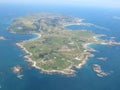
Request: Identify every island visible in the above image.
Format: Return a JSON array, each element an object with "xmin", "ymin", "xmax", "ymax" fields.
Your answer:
[
  {"xmin": 97, "ymin": 57, "xmax": 107, "ymax": 61},
  {"xmin": 8, "ymin": 13, "xmax": 120, "ymax": 75},
  {"xmin": 12, "ymin": 65, "xmax": 23, "ymax": 79},
  {"xmin": 0, "ymin": 36, "xmax": 6, "ymax": 40},
  {"xmin": 93, "ymin": 64, "xmax": 108, "ymax": 77},
  {"xmin": 12, "ymin": 65, "xmax": 22, "ymax": 73}
]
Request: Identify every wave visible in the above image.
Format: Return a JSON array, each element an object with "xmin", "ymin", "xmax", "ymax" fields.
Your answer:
[{"xmin": 80, "ymin": 22, "xmax": 110, "ymax": 31}]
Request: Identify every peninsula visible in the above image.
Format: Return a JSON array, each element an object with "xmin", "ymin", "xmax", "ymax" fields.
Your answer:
[{"xmin": 8, "ymin": 13, "xmax": 119, "ymax": 75}]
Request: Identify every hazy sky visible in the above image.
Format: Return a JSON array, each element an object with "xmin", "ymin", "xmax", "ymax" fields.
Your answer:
[{"xmin": 1, "ymin": 0, "xmax": 120, "ymax": 8}]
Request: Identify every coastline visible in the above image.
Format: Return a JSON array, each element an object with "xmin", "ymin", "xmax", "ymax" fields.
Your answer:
[
  {"xmin": 17, "ymin": 42, "xmax": 94, "ymax": 75},
  {"xmin": 15, "ymin": 30, "xmax": 120, "ymax": 75},
  {"xmin": 16, "ymin": 33, "xmax": 95, "ymax": 75},
  {"xmin": 13, "ymin": 14, "xmax": 120, "ymax": 75},
  {"xmin": 17, "ymin": 42, "xmax": 76, "ymax": 75}
]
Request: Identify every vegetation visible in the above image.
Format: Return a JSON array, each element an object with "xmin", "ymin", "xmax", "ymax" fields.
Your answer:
[{"xmin": 9, "ymin": 13, "xmax": 103, "ymax": 74}]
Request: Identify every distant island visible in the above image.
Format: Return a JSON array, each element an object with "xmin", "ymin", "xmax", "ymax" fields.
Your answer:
[
  {"xmin": 12, "ymin": 65, "xmax": 23, "ymax": 79},
  {"xmin": 93, "ymin": 64, "xmax": 109, "ymax": 77},
  {"xmin": 0, "ymin": 36, "xmax": 6, "ymax": 40},
  {"xmin": 8, "ymin": 13, "xmax": 120, "ymax": 75}
]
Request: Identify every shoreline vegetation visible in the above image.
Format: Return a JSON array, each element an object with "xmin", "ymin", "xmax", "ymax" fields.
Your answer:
[
  {"xmin": 16, "ymin": 41, "xmax": 94, "ymax": 75},
  {"xmin": 9, "ymin": 13, "xmax": 120, "ymax": 75},
  {"xmin": 16, "ymin": 35, "xmax": 94, "ymax": 75}
]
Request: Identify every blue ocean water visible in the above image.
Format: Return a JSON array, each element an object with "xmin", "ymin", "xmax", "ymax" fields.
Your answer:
[{"xmin": 0, "ymin": 4, "xmax": 120, "ymax": 90}]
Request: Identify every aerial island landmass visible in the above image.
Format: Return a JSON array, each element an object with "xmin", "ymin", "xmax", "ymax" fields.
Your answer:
[{"xmin": 8, "ymin": 13, "xmax": 120, "ymax": 75}]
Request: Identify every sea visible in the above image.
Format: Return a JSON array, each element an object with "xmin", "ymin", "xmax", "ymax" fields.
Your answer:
[{"xmin": 0, "ymin": 4, "xmax": 120, "ymax": 90}]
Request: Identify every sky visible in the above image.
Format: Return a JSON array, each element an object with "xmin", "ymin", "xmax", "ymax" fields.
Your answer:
[{"xmin": 0, "ymin": 0, "xmax": 120, "ymax": 8}]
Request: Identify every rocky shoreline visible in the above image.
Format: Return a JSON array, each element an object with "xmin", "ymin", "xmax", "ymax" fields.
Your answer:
[
  {"xmin": 93, "ymin": 64, "xmax": 109, "ymax": 77},
  {"xmin": 16, "ymin": 32, "xmax": 120, "ymax": 75},
  {"xmin": 16, "ymin": 33, "xmax": 95, "ymax": 75}
]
